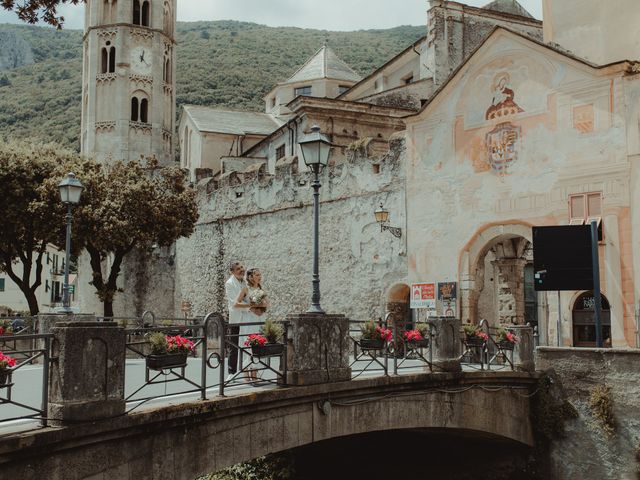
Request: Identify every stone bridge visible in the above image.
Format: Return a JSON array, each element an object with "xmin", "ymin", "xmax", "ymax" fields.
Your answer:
[{"xmin": 0, "ymin": 370, "xmax": 537, "ymax": 480}]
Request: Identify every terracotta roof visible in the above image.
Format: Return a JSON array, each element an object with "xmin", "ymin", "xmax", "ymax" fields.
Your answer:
[
  {"xmin": 182, "ymin": 106, "xmax": 282, "ymax": 135},
  {"xmin": 482, "ymin": 0, "xmax": 535, "ymax": 19},
  {"xmin": 286, "ymin": 45, "xmax": 361, "ymax": 84}
]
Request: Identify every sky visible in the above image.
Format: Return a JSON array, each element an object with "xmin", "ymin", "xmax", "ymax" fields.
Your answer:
[{"xmin": 0, "ymin": 0, "xmax": 542, "ymax": 31}]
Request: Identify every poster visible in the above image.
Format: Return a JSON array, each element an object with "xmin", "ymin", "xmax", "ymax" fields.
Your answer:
[
  {"xmin": 411, "ymin": 282, "xmax": 436, "ymax": 316},
  {"xmin": 437, "ymin": 282, "xmax": 457, "ymax": 317}
]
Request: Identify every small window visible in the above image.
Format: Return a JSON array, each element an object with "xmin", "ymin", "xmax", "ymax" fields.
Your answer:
[
  {"xmin": 140, "ymin": 98, "xmax": 149, "ymax": 123},
  {"xmin": 338, "ymin": 85, "xmax": 350, "ymax": 94},
  {"xmin": 569, "ymin": 192, "xmax": 603, "ymax": 240},
  {"xmin": 404, "ymin": 75, "xmax": 414, "ymax": 85},
  {"xmin": 109, "ymin": 46, "xmax": 116, "ymax": 73},
  {"xmin": 101, "ymin": 48, "xmax": 108, "ymax": 73},
  {"xmin": 131, "ymin": 97, "xmax": 139, "ymax": 121},
  {"xmin": 294, "ymin": 86, "xmax": 312, "ymax": 97},
  {"xmin": 141, "ymin": 1, "xmax": 150, "ymax": 27},
  {"xmin": 271, "ymin": 97, "xmax": 276, "ymax": 108},
  {"xmin": 133, "ymin": 0, "xmax": 141, "ymax": 24},
  {"xmin": 0, "ymin": 278, "xmax": 4, "ymax": 292},
  {"xmin": 276, "ymin": 144, "xmax": 286, "ymax": 160}
]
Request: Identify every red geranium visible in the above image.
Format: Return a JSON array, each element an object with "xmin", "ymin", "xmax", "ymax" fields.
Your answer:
[
  {"xmin": 404, "ymin": 330, "xmax": 424, "ymax": 342},
  {"xmin": 0, "ymin": 352, "xmax": 17, "ymax": 370},
  {"xmin": 375, "ymin": 326, "xmax": 393, "ymax": 342},
  {"xmin": 245, "ymin": 334, "xmax": 268, "ymax": 347},
  {"xmin": 166, "ymin": 335, "xmax": 195, "ymax": 354}
]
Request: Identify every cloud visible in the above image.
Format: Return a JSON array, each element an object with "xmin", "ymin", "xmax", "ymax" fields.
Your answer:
[{"xmin": 0, "ymin": 0, "xmax": 542, "ymax": 31}]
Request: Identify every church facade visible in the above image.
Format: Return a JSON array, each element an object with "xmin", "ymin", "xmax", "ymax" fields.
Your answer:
[{"xmin": 77, "ymin": 0, "xmax": 640, "ymax": 349}]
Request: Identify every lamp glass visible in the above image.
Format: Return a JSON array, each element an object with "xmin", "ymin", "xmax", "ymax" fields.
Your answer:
[
  {"xmin": 299, "ymin": 125, "xmax": 331, "ymax": 168},
  {"xmin": 374, "ymin": 204, "xmax": 389, "ymax": 224},
  {"xmin": 58, "ymin": 173, "xmax": 84, "ymax": 205}
]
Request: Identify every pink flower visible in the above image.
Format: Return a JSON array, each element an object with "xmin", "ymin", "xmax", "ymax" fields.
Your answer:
[
  {"xmin": 0, "ymin": 351, "xmax": 16, "ymax": 370},
  {"xmin": 404, "ymin": 330, "xmax": 423, "ymax": 342},
  {"xmin": 245, "ymin": 334, "xmax": 268, "ymax": 347},
  {"xmin": 505, "ymin": 331, "xmax": 518, "ymax": 344},
  {"xmin": 476, "ymin": 332, "xmax": 489, "ymax": 342}
]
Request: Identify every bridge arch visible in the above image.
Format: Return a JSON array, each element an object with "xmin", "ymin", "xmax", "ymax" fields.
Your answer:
[{"xmin": 0, "ymin": 372, "xmax": 536, "ymax": 479}]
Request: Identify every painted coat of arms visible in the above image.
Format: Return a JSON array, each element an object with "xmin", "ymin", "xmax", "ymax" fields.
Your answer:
[{"xmin": 485, "ymin": 122, "xmax": 521, "ymax": 176}]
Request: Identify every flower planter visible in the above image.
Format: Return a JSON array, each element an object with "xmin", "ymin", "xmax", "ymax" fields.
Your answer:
[
  {"xmin": 407, "ymin": 338, "xmax": 430, "ymax": 349},
  {"xmin": 251, "ymin": 343, "xmax": 284, "ymax": 358},
  {"xmin": 498, "ymin": 341, "xmax": 515, "ymax": 351},
  {"xmin": 360, "ymin": 338, "xmax": 385, "ymax": 350},
  {"xmin": 465, "ymin": 335, "xmax": 485, "ymax": 347},
  {"xmin": 0, "ymin": 370, "xmax": 12, "ymax": 388},
  {"xmin": 146, "ymin": 353, "xmax": 188, "ymax": 370}
]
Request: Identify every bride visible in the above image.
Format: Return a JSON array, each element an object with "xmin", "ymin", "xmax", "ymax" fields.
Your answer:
[{"xmin": 234, "ymin": 268, "xmax": 268, "ymax": 381}]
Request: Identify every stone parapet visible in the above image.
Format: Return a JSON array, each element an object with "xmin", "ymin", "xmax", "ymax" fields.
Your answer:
[
  {"xmin": 286, "ymin": 313, "xmax": 351, "ymax": 385},
  {"xmin": 510, "ymin": 325, "xmax": 534, "ymax": 371},
  {"xmin": 48, "ymin": 320, "xmax": 126, "ymax": 424}
]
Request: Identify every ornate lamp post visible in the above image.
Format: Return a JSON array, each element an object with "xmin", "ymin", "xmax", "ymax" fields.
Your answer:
[
  {"xmin": 299, "ymin": 125, "xmax": 332, "ymax": 314},
  {"xmin": 58, "ymin": 173, "xmax": 84, "ymax": 314}
]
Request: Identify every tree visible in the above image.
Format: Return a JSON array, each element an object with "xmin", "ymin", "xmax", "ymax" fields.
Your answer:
[
  {"xmin": 1, "ymin": 0, "xmax": 83, "ymax": 28},
  {"xmin": 0, "ymin": 141, "xmax": 83, "ymax": 314},
  {"xmin": 44, "ymin": 157, "xmax": 199, "ymax": 317}
]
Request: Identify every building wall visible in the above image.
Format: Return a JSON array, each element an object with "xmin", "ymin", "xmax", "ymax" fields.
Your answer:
[
  {"xmin": 405, "ymin": 30, "xmax": 639, "ymax": 346},
  {"xmin": 172, "ymin": 139, "xmax": 408, "ymax": 320},
  {"xmin": 542, "ymin": 0, "xmax": 640, "ymax": 66}
]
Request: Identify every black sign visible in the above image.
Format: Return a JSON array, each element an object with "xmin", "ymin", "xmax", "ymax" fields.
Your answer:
[{"xmin": 533, "ymin": 225, "xmax": 594, "ymax": 291}]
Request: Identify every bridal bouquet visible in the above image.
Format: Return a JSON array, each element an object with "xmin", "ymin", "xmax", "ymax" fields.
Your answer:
[{"xmin": 249, "ymin": 289, "xmax": 266, "ymax": 306}]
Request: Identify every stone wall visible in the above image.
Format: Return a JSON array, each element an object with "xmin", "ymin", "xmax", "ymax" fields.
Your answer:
[
  {"xmin": 536, "ymin": 347, "xmax": 640, "ymax": 479},
  {"xmin": 170, "ymin": 136, "xmax": 409, "ymax": 320}
]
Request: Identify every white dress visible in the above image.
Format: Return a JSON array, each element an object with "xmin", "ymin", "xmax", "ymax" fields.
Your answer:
[{"xmin": 240, "ymin": 286, "xmax": 264, "ymax": 368}]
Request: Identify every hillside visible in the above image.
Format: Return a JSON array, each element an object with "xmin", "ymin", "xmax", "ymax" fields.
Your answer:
[{"xmin": 0, "ymin": 21, "xmax": 424, "ymax": 150}]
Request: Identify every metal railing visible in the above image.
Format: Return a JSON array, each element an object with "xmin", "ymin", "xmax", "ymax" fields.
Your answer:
[
  {"xmin": 459, "ymin": 319, "xmax": 516, "ymax": 371},
  {"xmin": 0, "ymin": 332, "xmax": 52, "ymax": 427}
]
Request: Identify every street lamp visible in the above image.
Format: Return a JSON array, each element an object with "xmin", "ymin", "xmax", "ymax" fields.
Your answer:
[
  {"xmin": 374, "ymin": 203, "xmax": 402, "ymax": 238},
  {"xmin": 58, "ymin": 172, "xmax": 84, "ymax": 314},
  {"xmin": 299, "ymin": 125, "xmax": 331, "ymax": 314}
]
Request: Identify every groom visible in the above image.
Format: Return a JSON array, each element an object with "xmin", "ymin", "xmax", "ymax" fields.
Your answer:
[{"xmin": 225, "ymin": 261, "xmax": 245, "ymax": 377}]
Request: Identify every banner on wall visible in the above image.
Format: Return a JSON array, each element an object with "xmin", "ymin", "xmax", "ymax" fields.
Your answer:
[
  {"xmin": 410, "ymin": 282, "xmax": 436, "ymax": 315},
  {"xmin": 437, "ymin": 282, "xmax": 458, "ymax": 317}
]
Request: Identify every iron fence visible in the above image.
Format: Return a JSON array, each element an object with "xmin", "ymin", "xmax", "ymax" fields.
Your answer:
[{"xmin": 460, "ymin": 319, "xmax": 516, "ymax": 371}]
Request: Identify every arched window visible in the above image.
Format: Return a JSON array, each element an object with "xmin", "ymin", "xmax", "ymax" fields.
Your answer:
[
  {"xmin": 133, "ymin": 0, "xmax": 141, "ymax": 24},
  {"xmin": 140, "ymin": 98, "xmax": 149, "ymax": 123},
  {"xmin": 131, "ymin": 97, "xmax": 139, "ymax": 121},
  {"xmin": 102, "ymin": 0, "xmax": 117, "ymax": 23},
  {"xmin": 572, "ymin": 291, "xmax": 612, "ymax": 347},
  {"xmin": 141, "ymin": 1, "xmax": 150, "ymax": 27},
  {"xmin": 101, "ymin": 48, "xmax": 108, "ymax": 73},
  {"xmin": 163, "ymin": 58, "xmax": 171, "ymax": 84},
  {"xmin": 108, "ymin": 46, "xmax": 116, "ymax": 73},
  {"xmin": 163, "ymin": 1, "xmax": 172, "ymax": 36}
]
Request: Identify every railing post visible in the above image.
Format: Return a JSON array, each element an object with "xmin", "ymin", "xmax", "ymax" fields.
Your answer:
[
  {"xmin": 392, "ymin": 320, "xmax": 398, "ymax": 376},
  {"xmin": 48, "ymin": 316, "xmax": 126, "ymax": 425},
  {"xmin": 218, "ymin": 316, "xmax": 226, "ymax": 397},
  {"xmin": 41, "ymin": 334, "xmax": 51, "ymax": 428}
]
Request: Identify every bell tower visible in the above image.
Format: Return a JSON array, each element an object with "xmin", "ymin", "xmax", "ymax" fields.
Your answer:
[{"xmin": 80, "ymin": 0, "xmax": 177, "ymax": 164}]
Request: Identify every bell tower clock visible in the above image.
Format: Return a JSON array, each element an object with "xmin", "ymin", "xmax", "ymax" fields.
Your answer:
[{"xmin": 80, "ymin": 0, "xmax": 177, "ymax": 165}]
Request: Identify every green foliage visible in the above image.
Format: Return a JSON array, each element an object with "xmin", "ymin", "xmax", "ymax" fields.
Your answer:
[
  {"xmin": 0, "ymin": 21, "xmax": 424, "ymax": 150},
  {"xmin": 590, "ymin": 384, "xmax": 616, "ymax": 437},
  {"xmin": 360, "ymin": 320, "xmax": 378, "ymax": 339},
  {"xmin": 0, "ymin": 140, "xmax": 83, "ymax": 313},
  {"xmin": 198, "ymin": 454, "xmax": 295, "ymax": 480},
  {"xmin": 463, "ymin": 323, "xmax": 479, "ymax": 337},
  {"xmin": 415, "ymin": 322, "xmax": 430, "ymax": 337},
  {"xmin": 260, "ymin": 319, "xmax": 284, "ymax": 344},
  {"xmin": 531, "ymin": 373, "xmax": 578, "ymax": 441},
  {"xmin": 148, "ymin": 332, "xmax": 168, "ymax": 355}
]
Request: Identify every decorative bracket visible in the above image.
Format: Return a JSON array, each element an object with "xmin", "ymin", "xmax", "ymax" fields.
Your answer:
[{"xmin": 381, "ymin": 224, "xmax": 402, "ymax": 238}]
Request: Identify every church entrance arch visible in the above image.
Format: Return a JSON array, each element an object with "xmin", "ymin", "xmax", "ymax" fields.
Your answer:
[
  {"xmin": 459, "ymin": 223, "xmax": 534, "ymax": 327},
  {"xmin": 572, "ymin": 291, "xmax": 611, "ymax": 347}
]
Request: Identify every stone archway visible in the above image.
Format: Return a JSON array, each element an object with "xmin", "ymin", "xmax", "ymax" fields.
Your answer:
[{"xmin": 459, "ymin": 223, "xmax": 533, "ymax": 325}]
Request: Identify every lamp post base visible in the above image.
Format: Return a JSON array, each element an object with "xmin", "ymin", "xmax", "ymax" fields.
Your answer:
[{"xmin": 285, "ymin": 313, "xmax": 351, "ymax": 385}]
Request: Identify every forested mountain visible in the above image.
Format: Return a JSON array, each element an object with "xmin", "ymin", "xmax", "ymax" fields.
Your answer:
[{"xmin": 0, "ymin": 21, "xmax": 424, "ymax": 150}]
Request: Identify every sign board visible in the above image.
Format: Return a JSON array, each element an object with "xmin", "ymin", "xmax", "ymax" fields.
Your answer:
[
  {"xmin": 437, "ymin": 282, "xmax": 457, "ymax": 317},
  {"xmin": 411, "ymin": 283, "xmax": 436, "ymax": 314},
  {"xmin": 533, "ymin": 225, "xmax": 593, "ymax": 291},
  {"xmin": 68, "ymin": 285, "xmax": 75, "ymax": 294}
]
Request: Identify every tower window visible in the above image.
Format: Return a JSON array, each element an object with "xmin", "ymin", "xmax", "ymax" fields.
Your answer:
[
  {"xmin": 141, "ymin": 1, "xmax": 150, "ymax": 27},
  {"xmin": 163, "ymin": 58, "xmax": 171, "ymax": 84},
  {"xmin": 140, "ymin": 98, "xmax": 149, "ymax": 123},
  {"xmin": 294, "ymin": 86, "xmax": 312, "ymax": 97},
  {"xmin": 100, "ymin": 46, "xmax": 116, "ymax": 74},
  {"xmin": 163, "ymin": 0, "xmax": 173, "ymax": 36},
  {"xmin": 133, "ymin": 0, "xmax": 141, "ymax": 25},
  {"xmin": 131, "ymin": 97, "xmax": 139, "ymax": 121}
]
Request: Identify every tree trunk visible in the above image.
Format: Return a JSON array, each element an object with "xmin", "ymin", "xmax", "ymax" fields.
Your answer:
[{"xmin": 24, "ymin": 289, "xmax": 40, "ymax": 315}]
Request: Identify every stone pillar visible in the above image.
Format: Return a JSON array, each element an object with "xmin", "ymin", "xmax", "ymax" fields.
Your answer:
[
  {"xmin": 386, "ymin": 300, "xmax": 410, "ymax": 356},
  {"xmin": 430, "ymin": 317, "xmax": 462, "ymax": 372},
  {"xmin": 48, "ymin": 319, "xmax": 126, "ymax": 424},
  {"xmin": 286, "ymin": 314, "xmax": 351, "ymax": 386},
  {"xmin": 492, "ymin": 258, "xmax": 527, "ymax": 325},
  {"xmin": 510, "ymin": 325, "xmax": 534, "ymax": 372}
]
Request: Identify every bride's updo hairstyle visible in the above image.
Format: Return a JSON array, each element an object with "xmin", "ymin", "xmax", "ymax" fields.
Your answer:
[{"xmin": 246, "ymin": 268, "xmax": 262, "ymax": 289}]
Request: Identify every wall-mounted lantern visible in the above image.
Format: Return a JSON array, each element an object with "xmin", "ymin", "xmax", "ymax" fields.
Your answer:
[{"xmin": 374, "ymin": 203, "xmax": 402, "ymax": 238}]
